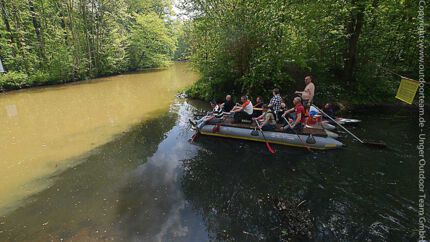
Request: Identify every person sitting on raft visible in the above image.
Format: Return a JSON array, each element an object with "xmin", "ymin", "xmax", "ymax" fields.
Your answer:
[
  {"xmin": 253, "ymin": 96, "xmax": 264, "ymax": 108},
  {"xmin": 280, "ymin": 97, "xmax": 306, "ymax": 132},
  {"xmin": 231, "ymin": 95, "xmax": 253, "ymax": 123},
  {"xmin": 277, "ymin": 100, "xmax": 287, "ymax": 124},
  {"xmin": 220, "ymin": 94, "xmax": 235, "ymax": 112},
  {"xmin": 322, "ymin": 103, "xmax": 337, "ymax": 118},
  {"xmin": 190, "ymin": 100, "xmax": 224, "ymax": 129},
  {"xmin": 252, "ymin": 104, "xmax": 276, "ymax": 131}
]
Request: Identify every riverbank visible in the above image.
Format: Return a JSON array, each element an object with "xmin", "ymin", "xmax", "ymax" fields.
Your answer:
[{"xmin": 0, "ymin": 63, "xmax": 184, "ymax": 92}]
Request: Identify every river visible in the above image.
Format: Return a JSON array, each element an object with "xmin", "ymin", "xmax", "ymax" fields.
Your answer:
[{"xmin": 0, "ymin": 62, "xmax": 426, "ymax": 241}]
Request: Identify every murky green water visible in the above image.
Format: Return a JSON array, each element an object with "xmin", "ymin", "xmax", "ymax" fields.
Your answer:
[{"xmin": 0, "ymin": 63, "xmax": 427, "ymax": 241}]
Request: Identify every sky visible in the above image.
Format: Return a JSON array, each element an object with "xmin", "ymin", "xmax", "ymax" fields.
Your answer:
[{"xmin": 171, "ymin": 0, "xmax": 192, "ymax": 20}]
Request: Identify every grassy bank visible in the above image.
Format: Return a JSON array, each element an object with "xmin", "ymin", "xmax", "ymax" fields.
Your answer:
[{"xmin": 0, "ymin": 64, "xmax": 175, "ymax": 92}]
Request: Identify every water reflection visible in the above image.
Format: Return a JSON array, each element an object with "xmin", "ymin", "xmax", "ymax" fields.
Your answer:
[
  {"xmin": 179, "ymin": 106, "xmax": 421, "ymax": 241},
  {"xmin": 0, "ymin": 62, "xmax": 198, "ymax": 215},
  {"xmin": 116, "ymin": 103, "xmax": 209, "ymax": 242},
  {"xmin": 0, "ymin": 109, "xmax": 173, "ymax": 240},
  {"xmin": 181, "ymin": 141, "xmax": 314, "ymax": 241},
  {"xmin": 0, "ymin": 98, "xmax": 422, "ymax": 242}
]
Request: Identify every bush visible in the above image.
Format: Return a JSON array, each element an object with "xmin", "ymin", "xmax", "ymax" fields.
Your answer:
[
  {"xmin": 28, "ymin": 71, "xmax": 51, "ymax": 86},
  {"xmin": 186, "ymin": 79, "xmax": 213, "ymax": 101},
  {"xmin": 0, "ymin": 71, "xmax": 29, "ymax": 90}
]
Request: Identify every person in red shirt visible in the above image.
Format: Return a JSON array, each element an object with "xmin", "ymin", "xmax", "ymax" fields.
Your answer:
[{"xmin": 280, "ymin": 97, "xmax": 306, "ymax": 132}]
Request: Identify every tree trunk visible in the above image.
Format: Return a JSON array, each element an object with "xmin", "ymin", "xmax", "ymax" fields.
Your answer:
[
  {"xmin": 342, "ymin": 0, "xmax": 366, "ymax": 86},
  {"xmin": 28, "ymin": 0, "xmax": 45, "ymax": 60},
  {"xmin": 0, "ymin": 0, "xmax": 15, "ymax": 53},
  {"xmin": 0, "ymin": 0, "xmax": 12, "ymax": 67},
  {"xmin": 0, "ymin": 0, "xmax": 11, "ymax": 33},
  {"xmin": 55, "ymin": 1, "xmax": 68, "ymax": 42},
  {"xmin": 80, "ymin": 0, "xmax": 93, "ymax": 75},
  {"xmin": 11, "ymin": 1, "xmax": 25, "ymax": 65},
  {"xmin": 66, "ymin": 0, "xmax": 79, "ymax": 79}
]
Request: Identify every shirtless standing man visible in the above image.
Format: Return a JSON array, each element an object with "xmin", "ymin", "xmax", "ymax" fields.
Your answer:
[{"xmin": 295, "ymin": 76, "xmax": 315, "ymax": 108}]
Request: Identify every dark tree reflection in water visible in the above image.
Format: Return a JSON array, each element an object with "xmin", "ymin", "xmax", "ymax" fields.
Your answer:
[
  {"xmin": 181, "ymin": 140, "xmax": 314, "ymax": 241},
  {"xmin": 179, "ymin": 105, "xmax": 421, "ymax": 242},
  {"xmin": 0, "ymin": 99, "xmax": 422, "ymax": 242}
]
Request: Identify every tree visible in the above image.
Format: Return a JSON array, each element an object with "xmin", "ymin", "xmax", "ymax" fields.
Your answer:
[
  {"xmin": 0, "ymin": 0, "xmax": 182, "ymax": 91},
  {"xmin": 128, "ymin": 12, "xmax": 176, "ymax": 69},
  {"xmin": 183, "ymin": 0, "xmax": 429, "ymax": 103}
]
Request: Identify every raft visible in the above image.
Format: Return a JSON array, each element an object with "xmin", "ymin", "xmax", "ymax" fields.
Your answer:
[{"xmin": 197, "ymin": 119, "xmax": 344, "ymax": 150}]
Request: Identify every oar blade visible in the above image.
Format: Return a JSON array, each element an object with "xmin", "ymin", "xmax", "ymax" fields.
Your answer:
[
  {"xmin": 191, "ymin": 132, "xmax": 199, "ymax": 142},
  {"xmin": 266, "ymin": 142, "xmax": 276, "ymax": 154},
  {"xmin": 363, "ymin": 140, "xmax": 387, "ymax": 148}
]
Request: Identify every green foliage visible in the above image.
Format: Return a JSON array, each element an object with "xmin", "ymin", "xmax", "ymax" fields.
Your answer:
[
  {"xmin": 0, "ymin": 0, "xmax": 182, "ymax": 91},
  {"xmin": 0, "ymin": 71, "xmax": 29, "ymax": 90},
  {"xmin": 28, "ymin": 71, "xmax": 50, "ymax": 86},
  {"xmin": 183, "ymin": 0, "xmax": 429, "ymax": 104},
  {"xmin": 126, "ymin": 0, "xmax": 173, "ymax": 16},
  {"xmin": 186, "ymin": 78, "xmax": 221, "ymax": 101},
  {"xmin": 128, "ymin": 13, "xmax": 176, "ymax": 69},
  {"xmin": 173, "ymin": 20, "xmax": 192, "ymax": 60}
]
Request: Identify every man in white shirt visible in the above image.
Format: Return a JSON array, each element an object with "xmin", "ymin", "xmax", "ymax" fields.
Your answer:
[
  {"xmin": 231, "ymin": 95, "xmax": 253, "ymax": 123},
  {"xmin": 190, "ymin": 100, "xmax": 224, "ymax": 129}
]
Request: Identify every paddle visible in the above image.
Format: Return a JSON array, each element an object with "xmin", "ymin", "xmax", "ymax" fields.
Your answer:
[
  {"xmin": 282, "ymin": 116, "xmax": 312, "ymax": 152},
  {"xmin": 191, "ymin": 132, "xmax": 199, "ymax": 142},
  {"xmin": 312, "ymin": 105, "xmax": 386, "ymax": 148},
  {"xmin": 255, "ymin": 120, "xmax": 275, "ymax": 154}
]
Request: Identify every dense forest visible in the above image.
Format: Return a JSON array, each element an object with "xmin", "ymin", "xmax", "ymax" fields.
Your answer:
[
  {"xmin": 183, "ymin": 0, "xmax": 428, "ymax": 104},
  {"xmin": 0, "ymin": 0, "xmax": 427, "ymax": 104},
  {"xmin": 0, "ymin": 0, "xmax": 187, "ymax": 90}
]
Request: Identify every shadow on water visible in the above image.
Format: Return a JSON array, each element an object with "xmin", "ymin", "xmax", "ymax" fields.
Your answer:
[
  {"xmin": 0, "ymin": 100, "xmax": 426, "ymax": 242},
  {"xmin": 181, "ymin": 139, "xmax": 315, "ymax": 241},
  {"xmin": 0, "ymin": 103, "xmax": 192, "ymax": 241},
  {"xmin": 180, "ymin": 105, "xmax": 425, "ymax": 241}
]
